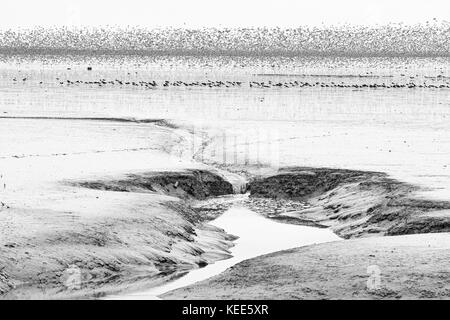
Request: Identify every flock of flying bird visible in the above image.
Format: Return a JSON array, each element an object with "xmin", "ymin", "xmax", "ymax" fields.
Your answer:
[{"xmin": 1, "ymin": 23, "xmax": 449, "ymax": 56}]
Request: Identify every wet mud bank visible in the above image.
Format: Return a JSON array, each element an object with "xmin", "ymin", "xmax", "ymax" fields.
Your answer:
[
  {"xmin": 72, "ymin": 169, "xmax": 235, "ymax": 201},
  {"xmin": 0, "ymin": 169, "xmax": 239, "ymax": 299},
  {"xmin": 248, "ymin": 167, "xmax": 450, "ymax": 238},
  {"xmin": 113, "ymin": 202, "xmax": 340, "ymax": 300},
  {"xmin": 164, "ymin": 232, "xmax": 450, "ymax": 300},
  {"xmin": 3, "ymin": 162, "xmax": 448, "ymax": 299},
  {"xmin": 162, "ymin": 167, "xmax": 450, "ymax": 300}
]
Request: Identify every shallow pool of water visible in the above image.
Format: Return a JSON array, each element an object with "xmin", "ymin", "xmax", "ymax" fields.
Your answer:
[{"xmin": 109, "ymin": 204, "xmax": 341, "ymax": 299}]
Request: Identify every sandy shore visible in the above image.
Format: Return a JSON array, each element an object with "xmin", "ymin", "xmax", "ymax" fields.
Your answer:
[
  {"xmin": 246, "ymin": 167, "xmax": 450, "ymax": 238},
  {"xmin": 0, "ymin": 118, "xmax": 244, "ymax": 299},
  {"xmin": 161, "ymin": 166, "xmax": 450, "ymax": 300},
  {"xmin": 163, "ymin": 233, "xmax": 450, "ymax": 300},
  {"xmin": 1, "ymin": 56, "xmax": 450, "ymax": 300},
  {"xmin": 1, "ymin": 118, "xmax": 449, "ymax": 300}
]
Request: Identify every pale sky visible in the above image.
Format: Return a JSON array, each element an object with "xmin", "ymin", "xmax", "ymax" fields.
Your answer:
[{"xmin": 1, "ymin": 0, "xmax": 449, "ymax": 29}]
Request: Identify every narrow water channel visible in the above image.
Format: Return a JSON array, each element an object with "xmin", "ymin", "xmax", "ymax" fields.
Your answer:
[{"xmin": 109, "ymin": 204, "xmax": 341, "ymax": 299}]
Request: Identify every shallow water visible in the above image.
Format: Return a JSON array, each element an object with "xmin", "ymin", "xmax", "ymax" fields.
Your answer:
[
  {"xmin": 1, "ymin": 55, "xmax": 449, "ymax": 200},
  {"xmin": 1, "ymin": 54, "xmax": 449, "ymax": 299},
  {"xmin": 109, "ymin": 202, "xmax": 341, "ymax": 299}
]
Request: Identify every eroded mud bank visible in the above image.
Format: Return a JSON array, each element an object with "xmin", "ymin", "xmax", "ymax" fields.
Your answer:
[
  {"xmin": 0, "ymin": 169, "xmax": 238, "ymax": 299},
  {"xmin": 248, "ymin": 167, "xmax": 450, "ymax": 238},
  {"xmin": 72, "ymin": 169, "xmax": 235, "ymax": 201},
  {"xmin": 162, "ymin": 166, "xmax": 450, "ymax": 300},
  {"xmin": 2, "ymin": 155, "xmax": 448, "ymax": 299}
]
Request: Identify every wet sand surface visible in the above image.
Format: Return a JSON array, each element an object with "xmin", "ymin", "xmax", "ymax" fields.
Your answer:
[
  {"xmin": 2, "ymin": 54, "xmax": 449, "ymax": 199},
  {"xmin": 108, "ymin": 202, "xmax": 340, "ymax": 299},
  {"xmin": 164, "ymin": 233, "xmax": 450, "ymax": 300},
  {"xmin": 1, "ymin": 54, "xmax": 449, "ymax": 299},
  {"xmin": 0, "ymin": 118, "xmax": 241, "ymax": 298}
]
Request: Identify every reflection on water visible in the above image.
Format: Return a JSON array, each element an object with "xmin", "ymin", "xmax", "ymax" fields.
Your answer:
[
  {"xmin": 109, "ymin": 202, "xmax": 341, "ymax": 299},
  {"xmin": 1, "ymin": 54, "xmax": 449, "ymax": 299},
  {"xmin": 0, "ymin": 54, "xmax": 449, "ymax": 122},
  {"xmin": 0, "ymin": 55, "xmax": 449, "ymax": 124},
  {"xmin": 0, "ymin": 54, "xmax": 449, "ymax": 197}
]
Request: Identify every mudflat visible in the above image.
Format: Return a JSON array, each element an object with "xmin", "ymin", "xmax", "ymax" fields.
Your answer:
[
  {"xmin": 163, "ymin": 233, "xmax": 450, "ymax": 300},
  {"xmin": 162, "ymin": 166, "xmax": 450, "ymax": 300},
  {"xmin": 1, "ymin": 54, "xmax": 450, "ymax": 300},
  {"xmin": 0, "ymin": 118, "xmax": 240, "ymax": 299}
]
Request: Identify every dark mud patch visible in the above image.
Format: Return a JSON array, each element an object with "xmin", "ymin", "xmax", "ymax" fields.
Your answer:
[
  {"xmin": 248, "ymin": 167, "xmax": 450, "ymax": 238},
  {"xmin": 71, "ymin": 169, "xmax": 234, "ymax": 201},
  {"xmin": 249, "ymin": 167, "xmax": 391, "ymax": 200}
]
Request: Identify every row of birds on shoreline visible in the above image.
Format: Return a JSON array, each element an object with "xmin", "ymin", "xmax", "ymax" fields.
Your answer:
[{"xmin": 10, "ymin": 78, "xmax": 450, "ymax": 89}]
